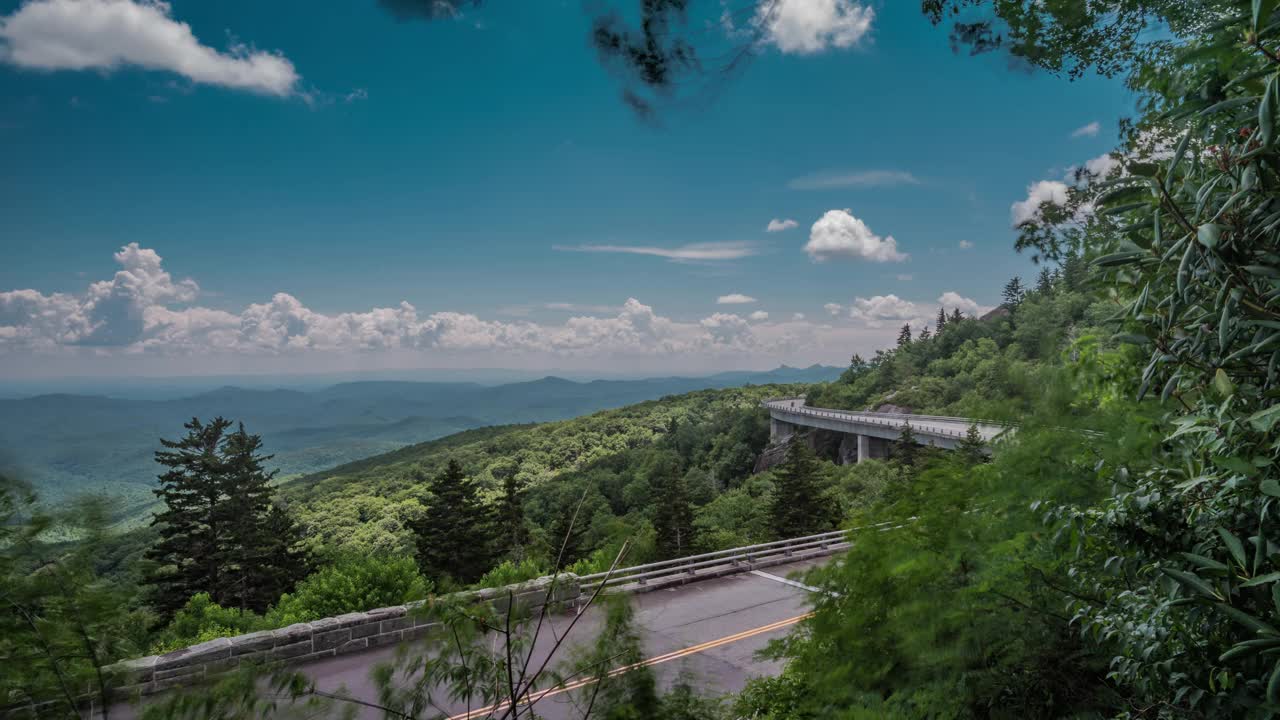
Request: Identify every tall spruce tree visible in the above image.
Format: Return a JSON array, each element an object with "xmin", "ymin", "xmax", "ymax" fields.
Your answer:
[
  {"xmin": 219, "ymin": 424, "xmax": 280, "ymax": 612},
  {"xmin": 936, "ymin": 307, "xmax": 948, "ymax": 330},
  {"xmin": 895, "ymin": 422, "xmax": 920, "ymax": 469},
  {"xmin": 547, "ymin": 500, "xmax": 586, "ymax": 570},
  {"xmin": 144, "ymin": 417, "xmax": 233, "ymax": 617},
  {"xmin": 768, "ymin": 440, "xmax": 832, "ymax": 540},
  {"xmin": 949, "ymin": 307, "xmax": 964, "ymax": 324},
  {"xmin": 495, "ymin": 462, "xmax": 530, "ymax": 561},
  {"xmin": 1001, "ymin": 276, "xmax": 1026, "ymax": 308},
  {"xmin": 957, "ymin": 423, "xmax": 987, "ymax": 465},
  {"xmin": 411, "ymin": 460, "xmax": 491, "ymax": 584},
  {"xmin": 652, "ymin": 472, "xmax": 696, "ymax": 559},
  {"xmin": 896, "ymin": 323, "xmax": 912, "ymax": 347}
]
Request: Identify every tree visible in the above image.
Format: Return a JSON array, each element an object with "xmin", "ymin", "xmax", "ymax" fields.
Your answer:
[
  {"xmin": 896, "ymin": 323, "xmax": 912, "ymax": 348},
  {"xmin": 949, "ymin": 307, "xmax": 963, "ymax": 324},
  {"xmin": 1035, "ymin": 266, "xmax": 1055, "ymax": 296},
  {"xmin": 1002, "ymin": 276, "xmax": 1026, "ymax": 308},
  {"xmin": 410, "ymin": 459, "xmax": 492, "ymax": 584},
  {"xmin": 495, "ymin": 463, "xmax": 531, "ymax": 561},
  {"xmin": 144, "ymin": 417, "xmax": 234, "ymax": 618},
  {"xmin": 652, "ymin": 471, "xmax": 696, "ymax": 559},
  {"xmin": 917, "ymin": 325, "xmax": 932, "ymax": 342},
  {"xmin": 547, "ymin": 500, "xmax": 587, "ymax": 570},
  {"xmin": 768, "ymin": 440, "xmax": 832, "ymax": 539},
  {"xmin": 894, "ymin": 422, "xmax": 919, "ymax": 469},
  {"xmin": 957, "ymin": 423, "xmax": 986, "ymax": 465},
  {"xmin": 257, "ymin": 502, "xmax": 309, "ymax": 608},
  {"xmin": 219, "ymin": 424, "xmax": 285, "ymax": 612},
  {"xmin": 936, "ymin": 307, "xmax": 948, "ymax": 330}
]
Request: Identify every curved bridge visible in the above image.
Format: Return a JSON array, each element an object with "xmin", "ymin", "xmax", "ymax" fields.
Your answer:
[{"xmin": 763, "ymin": 397, "xmax": 1009, "ymax": 463}]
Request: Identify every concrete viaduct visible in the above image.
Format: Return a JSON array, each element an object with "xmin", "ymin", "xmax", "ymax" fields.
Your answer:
[{"xmin": 763, "ymin": 397, "xmax": 1009, "ymax": 463}]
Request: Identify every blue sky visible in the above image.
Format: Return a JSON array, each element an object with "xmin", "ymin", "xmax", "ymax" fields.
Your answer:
[{"xmin": 0, "ymin": 0, "xmax": 1133, "ymax": 379}]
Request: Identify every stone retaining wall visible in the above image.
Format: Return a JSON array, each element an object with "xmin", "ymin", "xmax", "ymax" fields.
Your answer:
[{"xmin": 104, "ymin": 573, "xmax": 582, "ymax": 701}]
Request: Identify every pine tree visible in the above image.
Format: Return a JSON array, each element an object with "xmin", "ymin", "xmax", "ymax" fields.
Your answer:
[
  {"xmin": 411, "ymin": 460, "xmax": 492, "ymax": 584},
  {"xmin": 895, "ymin": 422, "xmax": 920, "ymax": 469},
  {"xmin": 1002, "ymin": 276, "xmax": 1026, "ymax": 308},
  {"xmin": 1036, "ymin": 266, "xmax": 1055, "ymax": 296},
  {"xmin": 547, "ymin": 500, "xmax": 587, "ymax": 570},
  {"xmin": 918, "ymin": 325, "xmax": 932, "ymax": 341},
  {"xmin": 145, "ymin": 417, "xmax": 233, "ymax": 617},
  {"xmin": 936, "ymin": 307, "xmax": 948, "ymax": 330},
  {"xmin": 254, "ymin": 501, "xmax": 309, "ymax": 610},
  {"xmin": 219, "ymin": 424, "xmax": 279, "ymax": 612},
  {"xmin": 958, "ymin": 423, "xmax": 987, "ymax": 465},
  {"xmin": 496, "ymin": 465, "xmax": 530, "ymax": 561},
  {"xmin": 897, "ymin": 323, "xmax": 912, "ymax": 347},
  {"xmin": 768, "ymin": 440, "xmax": 832, "ymax": 539},
  {"xmin": 950, "ymin": 307, "xmax": 964, "ymax": 324},
  {"xmin": 652, "ymin": 472, "xmax": 696, "ymax": 558}
]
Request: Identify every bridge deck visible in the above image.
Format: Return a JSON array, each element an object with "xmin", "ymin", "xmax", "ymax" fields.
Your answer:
[{"xmin": 764, "ymin": 398, "xmax": 1008, "ymax": 444}]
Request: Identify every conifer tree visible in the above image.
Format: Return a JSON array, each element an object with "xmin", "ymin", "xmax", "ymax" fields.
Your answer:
[
  {"xmin": 652, "ymin": 472, "xmax": 696, "ymax": 558},
  {"xmin": 895, "ymin": 422, "xmax": 920, "ymax": 469},
  {"xmin": 918, "ymin": 325, "xmax": 932, "ymax": 341},
  {"xmin": 1036, "ymin": 266, "xmax": 1055, "ymax": 296},
  {"xmin": 411, "ymin": 459, "xmax": 492, "ymax": 584},
  {"xmin": 896, "ymin": 323, "xmax": 912, "ymax": 347},
  {"xmin": 495, "ymin": 464, "xmax": 530, "ymax": 561},
  {"xmin": 547, "ymin": 501, "xmax": 586, "ymax": 570},
  {"xmin": 1002, "ymin": 276, "xmax": 1027, "ymax": 308},
  {"xmin": 936, "ymin": 307, "xmax": 948, "ymax": 330},
  {"xmin": 958, "ymin": 423, "xmax": 987, "ymax": 465},
  {"xmin": 950, "ymin": 307, "xmax": 964, "ymax": 324},
  {"xmin": 768, "ymin": 440, "xmax": 832, "ymax": 539},
  {"xmin": 219, "ymin": 424, "xmax": 279, "ymax": 612},
  {"xmin": 144, "ymin": 417, "xmax": 233, "ymax": 617}
]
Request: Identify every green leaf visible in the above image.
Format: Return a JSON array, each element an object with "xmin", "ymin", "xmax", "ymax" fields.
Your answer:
[
  {"xmin": 1182, "ymin": 552, "xmax": 1230, "ymax": 572},
  {"xmin": 1256, "ymin": 0, "xmax": 1278, "ymax": 31},
  {"xmin": 1215, "ymin": 368, "xmax": 1235, "ymax": 397},
  {"xmin": 1242, "ymin": 572, "xmax": 1280, "ymax": 588},
  {"xmin": 1263, "ymin": 479, "xmax": 1280, "ymax": 497},
  {"xmin": 1269, "ymin": 659, "xmax": 1280, "ymax": 704},
  {"xmin": 1216, "ymin": 602, "xmax": 1280, "ymax": 634},
  {"xmin": 1263, "ymin": 76, "xmax": 1277, "ymax": 147},
  {"xmin": 1199, "ymin": 223, "xmax": 1222, "ymax": 249},
  {"xmin": 1162, "ymin": 567, "xmax": 1220, "ymax": 599},
  {"xmin": 1248, "ymin": 404, "xmax": 1280, "ymax": 432},
  {"xmin": 1219, "ymin": 528, "xmax": 1249, "ymax": 569}
]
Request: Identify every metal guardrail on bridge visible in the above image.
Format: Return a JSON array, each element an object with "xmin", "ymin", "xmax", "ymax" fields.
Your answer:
[{"xmin": 762, "ymin": 398, "xmax": 1014, "ymax": 439}]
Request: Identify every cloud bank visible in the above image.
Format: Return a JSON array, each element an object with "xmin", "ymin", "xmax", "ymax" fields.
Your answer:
[{"xmin": 0, "ymin": 0, "xmax": 300, "ymax": 96}]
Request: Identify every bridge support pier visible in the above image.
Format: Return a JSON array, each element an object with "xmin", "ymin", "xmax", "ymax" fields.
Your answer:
[
  {"xmin": 857, "ymin": 433, "xmax": 869, "ymax": 464},
  {"xmin": 770, "ymin": 417, "xmax": 797, "ymax": 442}
]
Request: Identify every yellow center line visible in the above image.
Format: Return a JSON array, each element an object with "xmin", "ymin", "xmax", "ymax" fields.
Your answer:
[{"xmin": 448, "ymin": 612, "xmax": 813, "ymax": 720}]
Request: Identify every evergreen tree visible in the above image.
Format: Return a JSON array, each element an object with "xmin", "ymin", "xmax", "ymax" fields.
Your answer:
[
  {"xmin": 936, "ymin": 307, "xmax": 948, "ymax": 330},
  {"xmin": 652, "ymin": 472, "xmax": 696, "ymax": 558},
  {"xmin": 496, "ymin": 465, "xmax": 530, "ymax": 561},
  {"xmin": 950, "ymin": 307, "xmax": 964, "ymax": 324},
  {"xmin": 219, "ymin": 424, "xmax": 279, "ymax": 612},
  {"xmin": 144, "ymin": 417, "xmax": 233, "ymax": 618},
  {"xmin": 768, "ymin": 440, "xmax": 832, "ymax": 539},
  {"xmin": 410, "ymin": 459, "xmax": 492, "ymax": 584},
  {"xmin": 917, "ymin": 325, "xmax": 932, "ymax": 341},
  {"xmin": 895, "ymin": 422, "xmax": 920, "ymax": 469},
  {"xmin": 896, "ymin": 323, "xmax": 912, "ymax": 348},
  {"xmin": 957, "ymin": 423, "xmax": 987, "ymax": 465},
  {"xmin": 1035, "ymin": 266, "xmax": 1055, "ymax": 296},
  {"xmin": 547, "ymin": 500, "xmax": 587, "ymax": 570},
  {"xmin": 1002, "ymin": 276, "xmax": 1026, "ymax": 308}
]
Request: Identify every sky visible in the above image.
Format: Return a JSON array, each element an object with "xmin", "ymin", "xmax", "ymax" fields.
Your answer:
[{"xmin": 0, "ymin": 0, "xmax": 1134, "ymax": 380}]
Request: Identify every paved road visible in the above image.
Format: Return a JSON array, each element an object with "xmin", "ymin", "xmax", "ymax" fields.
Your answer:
[
  {"xmin": 764, "ymin": 398, "xmax": 1008, "ymax": 444},
  {"xmin": 121, "ymin": 558, "xmax": 827, "ymax": 719}
]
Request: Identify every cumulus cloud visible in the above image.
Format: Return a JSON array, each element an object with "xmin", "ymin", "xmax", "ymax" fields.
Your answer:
[
  {"xmin": 717, "ymin": 293, "xmax": 757, "ymax": 305},
  {"xmin": 1010, "ymin": 180, "xmax": 1071, "ymax": 227},
  {"xmin": 823, "ymin": 302, "xmax": 843, "ymax": 316},
  {"xmin": 0, "ymin": 0, "xmax": 300, "ymax": 96},
  {"xmin": 753, "ymin": 0, "xmax": 874, "ymax": 54},
  {"xmin": 1071, "ymin": 121, "xmax": 1101, "ymax": 138},
  {"xmin": 554, "ymin": 241, "xmax": 758, "ymax": 262},
  {"xmin": 766, "ymin": 218, "xmax": 798, "ymax": 232},
  {"xmin": 804, "ymin": 209, "xmax": 907, "ymax": 263},
  {"xmin": 936, "ymin": 291, "xmax": 990, "ymax": 318},
  {"xmin": 958, "ymin": 240, "xmax": 974, "ymax": 249},
  {"xmin": 787, "ymin": 169, "xmax": 918, "ymax": 190},
  {"xmin": 748, "ymin": 310, "xmax": 770, "ymax": 321},
  {"xmin": 847, "ymin": 294, "xmax": 919, "ymax": 328}
]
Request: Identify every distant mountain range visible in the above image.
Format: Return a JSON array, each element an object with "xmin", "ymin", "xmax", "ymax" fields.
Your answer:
[{"xmin": 0, "ymin": 365, "xmax": 839, "ymax": 521}]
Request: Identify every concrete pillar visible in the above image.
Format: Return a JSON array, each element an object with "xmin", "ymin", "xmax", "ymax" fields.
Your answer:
[
  {"xmin": 856, "ymin": 434, "xmax": 869, "ymax": 464},
  {"xmin": 770, "ymin": 417, "xmax": 795, "ymax": 442}
]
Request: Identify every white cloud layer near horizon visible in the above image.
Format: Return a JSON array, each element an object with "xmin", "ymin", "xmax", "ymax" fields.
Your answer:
[
  {"xmin": 0, "ymin": 245, "xmax": 990, "ymax": 375},
  {"xmin": 0, "ymin": 0, "xmax": 300, "ymax": 96}
]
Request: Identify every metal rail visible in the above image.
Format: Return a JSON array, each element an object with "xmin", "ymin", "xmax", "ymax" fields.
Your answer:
[
  {"xmin": 762, "ymin": 398, "xmax": 1014, "ymax": 439},
  {"xmin": 577, "ymin": 524, "xmax": 899, "ymax": 593}
]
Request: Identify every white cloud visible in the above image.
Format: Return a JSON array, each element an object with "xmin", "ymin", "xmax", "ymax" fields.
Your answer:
[
  {"xmin": 748, "ymin": 310, "xmax": 769, "ymax": 321},
  {"xmin": 1010, "ymin": 180, "xmax": 1071, "ymax": 227},
  {"xmin": 804, "ymin": 209, "xmax": 907, "ymax": 263},
  {"xmin": 788, "ymin": 169, "xmax": 919, "ymax": 190},
  {"xmin": 1071, "ymin": 121, "xmax": 1101, "ymax": 138},
  {"xmin": 0, "ymin": 0, "xmax": 300, "ymax": 96},
  {"xmin": 766, "ymin": 218, "xmax": 798, "ymax": 232},
  {"xmin": 847, "ymin": 294, "xmax": 920, "ymax": 328},
  {"xmin": 958, "ymin": 240, "xmax": 974, "ymax": 249},
  {"xmin": 717, "ymin": 293, "xmax": 757, "ymax": 305},
  {"xmin": 554, "ymin": 241, "xmax": 758, "ymax": 262},
  {"xmin": 753, "ymin": 0, "xmax": 874, "ymax": 54},
  {"xmin": 792, "ymin": 312, "xmax": 805, "ymax": 321},
  {"xmin": 823, "ymin": 302, "xmax": 843, "ymax": 316},
  {"xmin": 936, "ymin": 291, "xmax": 990, "ymax": 318}
]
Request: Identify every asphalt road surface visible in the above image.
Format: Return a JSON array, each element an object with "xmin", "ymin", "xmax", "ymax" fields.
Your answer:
[{"xmin": 119, "ymin": 557, "xmax": 827, "ymax": 719}]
